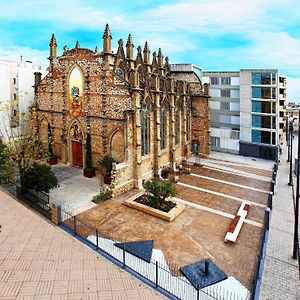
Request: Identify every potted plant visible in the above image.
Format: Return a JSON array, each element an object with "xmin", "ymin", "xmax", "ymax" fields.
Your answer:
[
  {"xmin": 47, "ymin": 124, "xmax": 58, "ymax": 165},
  {"xmin": 83, "ymin": 133, "xmax": 96, "ymax": 178},
  {"xmin": 99, "ymin": 154, "xmax": 114, "ymax": 185}
]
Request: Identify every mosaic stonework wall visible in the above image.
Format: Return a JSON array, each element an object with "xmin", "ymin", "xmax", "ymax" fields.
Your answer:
[{"xmin": 33, "ymin": 26, "xmax": 210, "ymax": 194}]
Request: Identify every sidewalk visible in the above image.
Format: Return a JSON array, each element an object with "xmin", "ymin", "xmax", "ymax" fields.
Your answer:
[
  {"xmin": 0, "ymin": 187, "xmax": 164, "ymax": 299},
  {"xmin": 260, "ymin": 141, "xmax": 299, "ymax": 299}
]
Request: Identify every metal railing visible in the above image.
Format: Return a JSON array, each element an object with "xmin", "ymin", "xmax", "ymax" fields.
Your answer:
[{"xmin": 251, "ymin": 162, "xmax": 277, "ymax": 300}]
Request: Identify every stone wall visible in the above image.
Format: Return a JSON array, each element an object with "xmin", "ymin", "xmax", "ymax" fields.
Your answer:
[{"xmin": 33, "ymin": 26, "xmax": 210, "ymax": 197}]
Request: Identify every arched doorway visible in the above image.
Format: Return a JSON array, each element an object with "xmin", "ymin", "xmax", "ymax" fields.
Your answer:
[{"xmin": 69, "ymin": 122, "xmax": 83, "ymax": 167}]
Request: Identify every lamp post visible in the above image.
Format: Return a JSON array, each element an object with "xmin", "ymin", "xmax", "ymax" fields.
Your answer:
[
  {"xmin": 293, "ymin": 111, "xmax": 300, "ymax": 260},
  {"xmin": 287, "ymin": 117, "xmax": 290, "ymax": 162},
  {"xmin": 288, "ymin": 121, "xmax": 294, "ymax": 186}
]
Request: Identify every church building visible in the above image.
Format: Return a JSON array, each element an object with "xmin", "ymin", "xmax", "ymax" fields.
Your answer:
[{"xmin": 32, "ymin": 24, "xmax": 210, "ymax": 196}]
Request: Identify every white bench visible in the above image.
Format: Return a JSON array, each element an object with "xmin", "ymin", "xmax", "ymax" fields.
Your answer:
[{"xmin": 224, "ymin": 202, "xmax": 250, "ymax": 243}]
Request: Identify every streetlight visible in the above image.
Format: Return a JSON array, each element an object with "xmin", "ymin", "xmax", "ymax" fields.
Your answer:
[
  {"xmin": 288, "ymin": 119, "xmax": 294, "ymax": 186},
  {"xmin": 293, "ymin": 111, "xmax": 300, "ymax": 261}
]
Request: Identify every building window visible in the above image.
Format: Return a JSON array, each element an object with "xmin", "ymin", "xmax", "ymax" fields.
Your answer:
[
  {"xmin": 252, "ymin": 87, "xmax": 276, "ymax": 99},
  {"xmin": 221, "ymin": 77, "xmax": 231, "ymax": 85},
  {"xmin": 221, "ymin": 89, "xmax": 230, "ymax": 97},
  {"xmin": 252, "ymin": 130, "xmax": 276, "ymax": 145},
  {"xmin": 210, "ymin": 77, "xmax": 219, "ymax": 85},
  {"xmin": 13, "ymin": 78, "xmax": 16, "ymax": 85},
  {"xmin": 160, "ymin": 108, "xmax": 167, "ymax": 150},
  {"xmin": 252, "ymin": 115, "xmax": 276, "ymax": 129},
  {"xmin": 230, "ymin": 130, "xmax": 240, "ymax": 139},
  {"xmin": 220, "ymin": 114, "xmax": 231, "ymax": 124},
  {"xmin": 221, "ymin": 102, "xmax": 230, "ymax": 110},
  {"xmin": 175, "ymin": 107, "xmax": 180, "ymax": 145},
  {"xmin": 186, "ymin": 109, "xmax": 190, "ymax": 141},
  {"xmin": 211, "ymin": 137, "xmax": 220, "ymax": 147},
  {"xmin": 13, "ymin": 93, "xmax": 17, "ymax": 100},
  {"xmin": 141, "ymin": 102, "xmax": 151, "ymax": 156},
  {"xmin": 252, "ymin": 101, "xmax": 276, "ymax": 114},
  {"xmin": 252, "ymin": 72, "xmax": 276, "ymax": 85}
]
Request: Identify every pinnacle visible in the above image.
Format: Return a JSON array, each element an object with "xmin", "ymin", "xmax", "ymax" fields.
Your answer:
[
  {"xmin": 126, "ymin": 34, "xmax": 134, "ymax": 47},
  {"xmin": 143, "ymin": 41, "xmax": 150, "ymax": 53},
  {"xmin": 103, "ymin": 23, "xmax": 112, "ymax": 38},
  {"xmin": 49, "ymin": 33, "xmax": 57, "ymax": 45}
]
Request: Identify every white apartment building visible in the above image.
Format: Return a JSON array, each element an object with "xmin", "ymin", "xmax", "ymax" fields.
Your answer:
[
  {"xmin": 202, "ymin": 69, "xmax": 286, "ymax": 160},
  {"xmin": 0, "ymin": 59, "xmax": 44, "ymax": 142}
]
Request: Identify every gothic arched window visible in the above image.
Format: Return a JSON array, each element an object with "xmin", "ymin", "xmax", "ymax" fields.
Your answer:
[
  {"xmin": 175, "ymin": 106, "xmax": 180, "ymax": 145},
  {"xmin": 69, "ymin": 66, "xmax": 83, "ymax": 117},
  {"xmin": 160, "ymin": 107, "xmax": 167, "ymax": 150},
  {"xmin": 141, "ymin": 102, "xmax": 151, "ymax": 156}
]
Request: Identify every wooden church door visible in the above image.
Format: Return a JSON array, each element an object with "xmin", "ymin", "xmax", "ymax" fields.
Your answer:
[{"xmin": 72, "ymin": 141, "xmax": 83, "ymax": 167}]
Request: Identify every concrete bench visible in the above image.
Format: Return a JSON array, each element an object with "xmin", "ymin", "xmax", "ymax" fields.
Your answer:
[{"xmin": 224, "ymin": 202, "xmax": 250, "ymax": 243}]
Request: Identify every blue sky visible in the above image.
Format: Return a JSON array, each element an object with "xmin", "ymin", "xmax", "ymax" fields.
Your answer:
[{"xmin": 1, "ymin": 0, "xmax": 300, "ymax": 101}]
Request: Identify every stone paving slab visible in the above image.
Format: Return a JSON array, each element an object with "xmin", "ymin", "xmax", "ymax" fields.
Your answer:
[
  {"xmin": 49, "ymin": 164, "xmax": 100, "ymax": 211},
  {"xmin": 191, "ymin": 165, "xmax": 271, "ymax": 191},
  {"xmin": 0, "ymin": 188, "xmax": 164, "ymax": 299},
  {"xmin": 176, "ymin": 183, "xmax": 265, "ymax": 224},
  {"xmin": 179, "ymin": 174, "xmax": 269, "ymax": 205}
]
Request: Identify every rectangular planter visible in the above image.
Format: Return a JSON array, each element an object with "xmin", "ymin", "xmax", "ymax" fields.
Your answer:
[{"xmin": 124, "ymin": 197, "xmax": 185, "ymax": 222}]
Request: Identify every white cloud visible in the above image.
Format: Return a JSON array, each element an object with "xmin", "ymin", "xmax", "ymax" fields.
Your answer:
[
  {"xmin": 242, "ymin": 32, "xmax": 300, "ymax": 76},
  {"xmin": 286, "ymin": 77, "xmax": 300, "ymax": 102},
  {"xmin": 0, "ymin": 0, "xmax": 106, "ymax": 29},
  {"xmin": 0, "ymin": 46, "xmax": 48, "ymax": 68}
]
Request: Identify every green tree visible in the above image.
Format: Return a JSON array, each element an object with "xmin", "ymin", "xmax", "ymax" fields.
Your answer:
[
  {"xmin": 0, "ymin": 102, "xmax": 47, "ymax": 192},
  {"xmin": 143, "ymin": 177, "xmax": 177, "ymax": 207},
  {"xmin": 22, "ymin": 162, "xmax": 58, "ymax": 193},
  {"xmin": 0, "ymin": 140, "xmax": 14, "ymax": 183}
]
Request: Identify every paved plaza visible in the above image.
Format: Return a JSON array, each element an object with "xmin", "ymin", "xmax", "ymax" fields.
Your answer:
[
  {"xmin": 0, "ymin": 187, "xmax": 164, "ymax": 299},
  {"xmin": 50, "ymin": 164, "xmax": 100, "ymax": 211},
  {"xmin": 260, "ymin": 141, "xmax": 300, "ymax": 300},
  {"xmin": 75, "ymin": 155, "xmax": 273, "ymax": 291}
]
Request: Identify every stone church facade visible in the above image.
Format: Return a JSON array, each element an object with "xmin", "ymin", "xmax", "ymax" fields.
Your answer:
[{"xmin": 32, "ymin": 24, "xmax": 210, "ymax": 196}]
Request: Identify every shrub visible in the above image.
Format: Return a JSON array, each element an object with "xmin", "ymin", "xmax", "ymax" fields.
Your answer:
[
  {"xmin": 92, "ymin": 190, "xmax": 112, "ymax": 204},
  {"xmin": 22, "ymin": 162, "xmax": 58, "ymax": 193},
  {"xmin": 143, "ymin": 177, "xmax": 177, "ymax": 207}
]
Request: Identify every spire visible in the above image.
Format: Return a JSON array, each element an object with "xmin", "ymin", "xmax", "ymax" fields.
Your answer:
[
  {"xmin": 94, "ymin": 46, "xmax": 99, "ymax": 53},
  {"xmin": 49, "ymin": 33, "xmax": 57, "ymax": 59},
  {"xmin": 143, "ymin": 41, "xmax": 150, "ymax": 65},
  {"xmin": 157, "ymin": 48, "xmax": 164, "ymax": 68},
  {"xmin": 103, "ymin": 23, "xmax": 112, "ymax": 53},
  {"xmin": 49, "ymin": 33, "xmax": 57, "ymax": 47},
  {"xmin": 126, "ymin": 34, "xmax": 134, "ymax": 60},
  {"xmin": 75, "ymin": 41, "xmax": 80, "ymax": 48}
]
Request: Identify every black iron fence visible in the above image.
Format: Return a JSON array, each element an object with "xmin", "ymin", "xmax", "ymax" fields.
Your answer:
[
  {"xmin": 1, "ymin": 183, "xmax": 51, "ymax": 219},
  {"xmin": 58, "ymin": 205, "xmax": 250, "ymax": 300}
]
